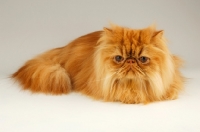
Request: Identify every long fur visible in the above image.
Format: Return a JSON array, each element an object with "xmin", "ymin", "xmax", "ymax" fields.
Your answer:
[{"xmin": 12, "ymin": 24, "xmax": 184, "ymax": 104}]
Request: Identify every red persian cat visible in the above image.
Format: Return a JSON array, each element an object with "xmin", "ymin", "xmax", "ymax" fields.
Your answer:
[{"xmin": 12, "ymin": 24, "xmax": 184, "ymax": 104}]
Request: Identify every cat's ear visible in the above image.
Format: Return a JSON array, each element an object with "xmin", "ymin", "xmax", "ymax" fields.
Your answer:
[
  {"xmin": 103, "ymin": 27, "xmax": 113, "ymax": 35},
  {"xmin": 153, "ymin": 30, "xmax": 164, "ymax": 38},
  {"xmin": 147, "ymin": 24, "xmax": 164, "ymax": 38}
]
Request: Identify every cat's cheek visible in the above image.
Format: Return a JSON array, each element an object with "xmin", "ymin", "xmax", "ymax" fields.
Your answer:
[{"xmin": 107, "ymin": 60, "xmax": 123, "ymax": 70}]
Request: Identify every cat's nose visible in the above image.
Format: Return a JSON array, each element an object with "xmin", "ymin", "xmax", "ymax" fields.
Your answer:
[{"xmin": 126, "ymin": 58, "xmax": 135, "ymax": 64}]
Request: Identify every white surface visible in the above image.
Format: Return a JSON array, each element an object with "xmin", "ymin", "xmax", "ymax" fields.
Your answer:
[
  {"xmin": 1, "ymin": 0, "xmax": 200, "ymax": 132},
  {"xmin": 0, "ymin": 70, "xmax": 200, "ymax": 132}
]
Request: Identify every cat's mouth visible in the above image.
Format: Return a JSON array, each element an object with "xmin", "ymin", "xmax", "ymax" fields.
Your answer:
[
  {"xmin": 117, "ymin": 65, "xmax": 145, "ymax": 79},
  {"xmin": 123, "ymin": 67, "xmax": 136, "ymax": 77},
  {"xmin": 123, "ymin": 66, "xmax": 145, "ymax": 79},
  {"xmin": 126, "ymin": 67, "xmax": 133, "ymax": 73}
]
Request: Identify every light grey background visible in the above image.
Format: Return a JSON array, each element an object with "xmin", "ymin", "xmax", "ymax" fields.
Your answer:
[
  {"xmin": 1, "ymin": 0, "xmax": 200, "ymax": 132},
  {"xmin": 0, "ymin": 0, "xmax": 200, "ymax": 76}
]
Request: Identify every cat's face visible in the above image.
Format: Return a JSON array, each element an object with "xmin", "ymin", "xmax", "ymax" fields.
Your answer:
[
  {"xmin": 94, "ymin": 25, "xmax": 175, "ymax": 98},
  {"xmin": 96, "ymin": 25, "xmax": 168, "ymax": 81}
]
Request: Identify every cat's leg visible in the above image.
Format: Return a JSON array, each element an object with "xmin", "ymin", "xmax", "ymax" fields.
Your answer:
[
  {"xmin": 12, "ymin": 59, "xmax": 71, "ymax": 94},
  {"xmin": 162, "ymin": 71, "xmax": 184, "ymax": 100},
  {"xmin": 107, "ymin": 87, "xmax": 144, "ymax": 104}
]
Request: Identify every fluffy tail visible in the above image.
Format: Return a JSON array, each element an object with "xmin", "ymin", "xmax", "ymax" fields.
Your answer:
[{"xmin": 12, "ymin": 57, "xmax": 71, "ymax": 94}]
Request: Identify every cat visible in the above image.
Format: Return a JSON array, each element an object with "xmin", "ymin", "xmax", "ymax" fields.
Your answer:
[{"xmin": 12, "ymin": 24, "xmax": 184, "ymax": 104}]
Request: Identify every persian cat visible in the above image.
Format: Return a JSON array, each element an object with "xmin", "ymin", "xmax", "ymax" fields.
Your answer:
[{"xmin": 12, "ymin": 24, "xmax": 184, "ymax": 104}]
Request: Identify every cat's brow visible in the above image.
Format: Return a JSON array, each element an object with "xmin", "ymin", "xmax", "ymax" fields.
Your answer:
[
  {"xmin": 124, "ymin": 42, "xmax": 134, "ymax": 57},
  {"xmin": 138, "ymin": 47, "xmax": 144, "ymax": 56},
  {"xmin": 130, "ymin": 43, "xmax": 133, "ymax": 56}
]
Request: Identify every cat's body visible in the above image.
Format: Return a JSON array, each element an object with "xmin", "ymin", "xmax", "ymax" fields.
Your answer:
[{"xmin": 13, "ymin": 24, "xmax": 184, "ymax": 104}]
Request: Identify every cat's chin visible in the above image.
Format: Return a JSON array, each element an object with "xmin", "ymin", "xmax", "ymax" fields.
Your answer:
[{"xmin": 122, "ymin": 70, "xmax": 144, "ymax": 80}]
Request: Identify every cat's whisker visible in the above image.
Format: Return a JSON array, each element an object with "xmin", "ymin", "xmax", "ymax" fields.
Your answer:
[{"xmin": 135, "ymin": 67, "xmax": 145, "ymax": 76}]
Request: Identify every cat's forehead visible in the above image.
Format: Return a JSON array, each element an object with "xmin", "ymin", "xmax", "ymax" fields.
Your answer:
[
  {"xmin": 120, "ymin": 28, "xmax": 151, "ymax": 44},
  {"xmin": 103, "ymin": 25, "xmax": 160, "ymax": 56},
  {"xmin": 111, "ymin": 29, "xmax": 154, "ymax": 56},
  {"xmin": 118, "ymin": 29, "xmax": 147, "ymax": 55}
]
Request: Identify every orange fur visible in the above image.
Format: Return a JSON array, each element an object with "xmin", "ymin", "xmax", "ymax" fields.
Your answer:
[{"xmin": 12, "ymin": 24, "xmax": 184, "ymax": 104}]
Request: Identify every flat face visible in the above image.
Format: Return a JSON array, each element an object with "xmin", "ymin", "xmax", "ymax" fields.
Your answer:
[{"xmin": 99, "ymin": 25, "xmax": 165, "ymax": 80}]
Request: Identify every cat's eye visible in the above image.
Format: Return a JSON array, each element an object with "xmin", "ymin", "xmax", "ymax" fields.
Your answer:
[
  {"xmin": 114, "ymin": 55, "xmax": 124, "ymax": 63},
  {"xmin": 138, "ymin": 56, "xmax": 150, "ymax": 64}
]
